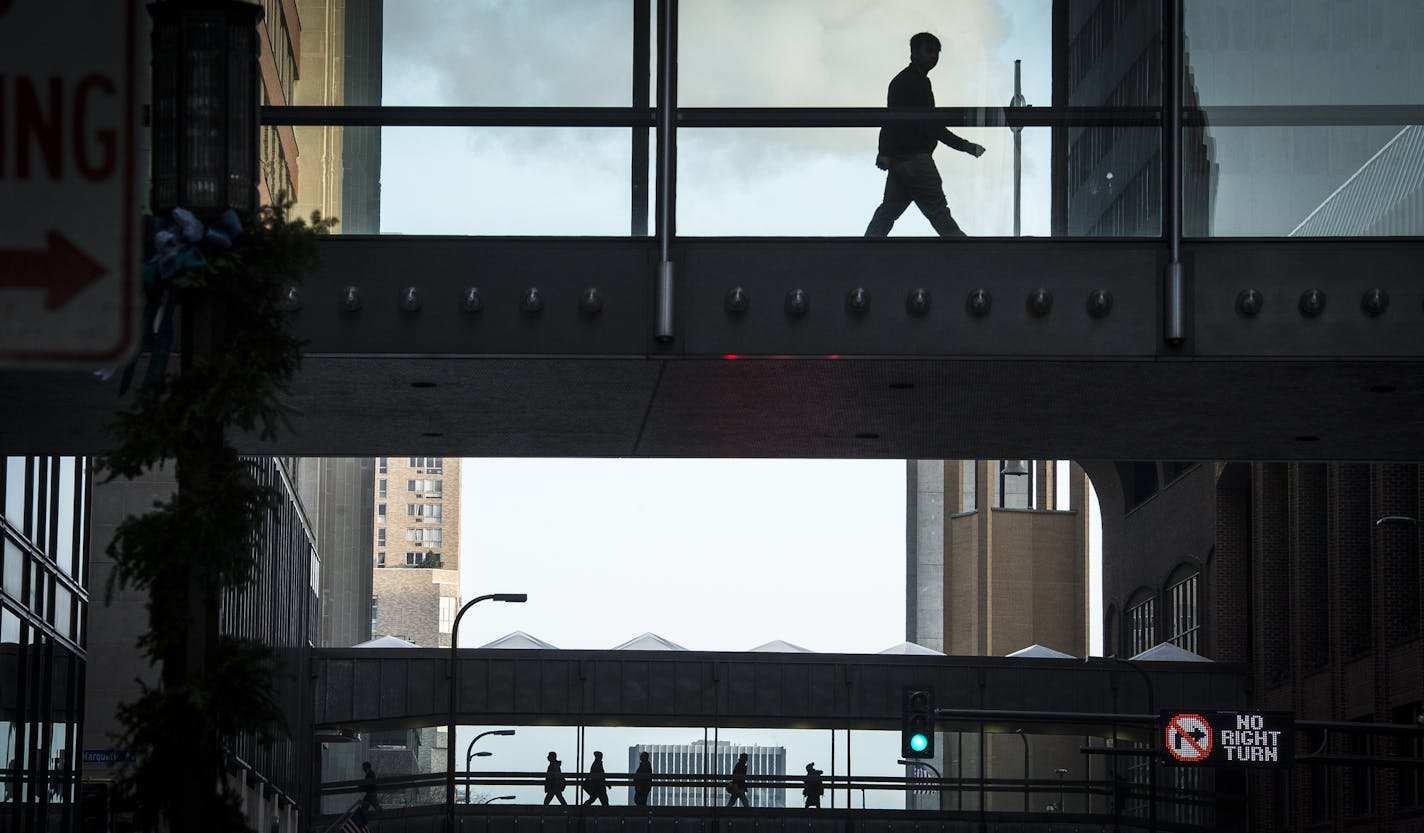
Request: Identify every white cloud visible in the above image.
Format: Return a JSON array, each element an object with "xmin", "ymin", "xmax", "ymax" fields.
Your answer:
[{"xmin": 379, "ymin": 1, "xmax": 1056, "ymax": 236}]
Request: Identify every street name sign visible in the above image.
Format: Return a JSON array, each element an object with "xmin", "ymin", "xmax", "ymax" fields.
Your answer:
[
  {"xmin": 0, "ymin": 0, "xmax": 141, "ymax": 368},
  {"xmin": 1162, "ymin": 710, "xmax": 1294, "ymax": 767}
]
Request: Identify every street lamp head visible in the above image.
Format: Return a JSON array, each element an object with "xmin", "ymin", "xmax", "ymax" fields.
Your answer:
[
  {"xmin": 493, "ymin": 730, "xmax": 516, "ymax": 736},
  {"xmin": 492, "ymin": 593, "xmax": 528, "ymax": 603},
  {"xmin": 474, "ymin": 751, "xmax": 492, "ymax": 757}
]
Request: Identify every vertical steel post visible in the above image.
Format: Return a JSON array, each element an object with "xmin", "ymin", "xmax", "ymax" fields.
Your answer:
[
  {"xmin": 653, "ymin": 0, "xmax": 678, "ymax": 342},
  {"xmin": 1010, "ymin": 60, "xmax": 1026, "ymax": 238},
  {"xmin": 1162, "ymin": 0, "xmax": 1186, "ymax": 345},
  {"xmin": 631, "ymin": 0, "xmax": 650, "ymax": 236}
]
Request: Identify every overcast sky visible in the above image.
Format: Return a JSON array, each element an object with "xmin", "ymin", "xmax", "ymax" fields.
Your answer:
[
  {"xmin": 379, "ymin": 0, "xmax": 1054, "ymax": 236},
  {"xmin": 456, "ymin": 457, "xmax": 906, "ymax": 652}
]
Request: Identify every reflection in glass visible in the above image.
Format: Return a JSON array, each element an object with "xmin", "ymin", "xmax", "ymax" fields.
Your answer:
[
  {"xmin": 1057, "ymin": 128, "xmax": 1166, "ymax": 237},
  {"xmin": 1196, "ymin": 125, "xmax": 1424, "ymax": 236},
  {"xmin": 1185, "ymin": 0, "xmax": 1424, "ymax": 107},
  {"xmin": 380, "ymin": 129, "xmax": 632, "ymax": 235}
]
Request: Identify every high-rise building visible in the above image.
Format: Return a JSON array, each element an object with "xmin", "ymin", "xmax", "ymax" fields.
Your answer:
[
  {"xmin": 370, "ymin": 456, "xmax": 461, "ymax": 648},
  {"xmin": 627, "ymin": 741, "xmax": 786, "ymax": 808},
  {"xmin": 1090, "ymin": 461, "xmax": 1424, "ymax": 833},
  {"xmin": 1, "ymin": 456, "xmax": 89, "ymax": 833},
  {"xmin": 293, "ymin": 458, "xmax": 376, "ymax": 648},
  {"xmin": 906, "ymin": 460, "xmax": 1094, "ymax": 812},
  {"xmin": 908, "ymin": 460, "xmax": 1091, "ymax": 657},
  {"xmin": 339, "ymin": 0, "xmax": 384, "ymax": 234},
  {"xmin": 259, "ymin": 0, "xmax": 383, "ymax": 232}
]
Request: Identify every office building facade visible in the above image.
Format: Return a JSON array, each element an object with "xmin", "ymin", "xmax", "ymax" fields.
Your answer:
[
  {"xmin": 908, "ymin": 460, "xmax": 1091, "ymax": 657},
  {"xmin": 371, "ymin": 457, "xmax": 461, "ymax": 649},
  {"xmin": 1, "ymin": 457, "xmax": 88, "ymax": 833},
  {"xmin": 1090, "ymin": 461, "xmax": 1424, "ymax": 832},
  {"xmin": 627, "ymin": 742, "xmax": 786, "ymax": 808}
]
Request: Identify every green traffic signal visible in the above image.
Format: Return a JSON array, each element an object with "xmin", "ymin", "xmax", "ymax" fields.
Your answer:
[{"xmin": 902, "ymin": 687, "xmax": 935, "ymax": 758}]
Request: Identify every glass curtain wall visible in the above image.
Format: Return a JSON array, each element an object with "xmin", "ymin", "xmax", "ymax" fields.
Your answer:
[
  {"xmin": 1, "ymin": 457, "xmax": 89, "ymax": 833},
  {"xmin": 261, "ymin": 0, "xmax": 1423, "ymax": 238}
]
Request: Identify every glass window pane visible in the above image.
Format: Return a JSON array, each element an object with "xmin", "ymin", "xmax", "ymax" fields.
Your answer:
[
  {"xmin": 679, "ymin": 127, "xmax": 1055, "ymax": 236},
  {"xmin": 2, "ymin": 540, "xmax": 21, "ymax": 599},
  {"xmin": 1185, "ymin": 0, "xmax": 1424, "ymax": 107},
  {"xmin": 53, "ymin": 587, "xmax": 71, "ymax": 641},
  {"xmin": 379, "ymin": 0, "xmax": 635, "ymax": 107},
  {"xmin": 680, "ymin": 0, "xmax": 1053, "ymax": 108},
  {"xmin": 1060, "ymin": 128, "xmax": 1165, "ymax": 237},
  {"xmin": 3, "ymin": 458, "xmax": 24, "ymax": 522},
  {"xmin": 54, "ymin": 459, "xmax": 76, "ymax": 578},
  {"xmin": 381, "ymin": 128, "xmax": 632, "ymax": 234},
  {"xmin": 1194, "ymin": 125, "xmax": 1424, "ymax": 236}
]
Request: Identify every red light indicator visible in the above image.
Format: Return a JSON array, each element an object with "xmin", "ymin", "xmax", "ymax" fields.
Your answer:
[{"xmin": 723, "ymin": 354, "xmax": 740, "ymax": 360}]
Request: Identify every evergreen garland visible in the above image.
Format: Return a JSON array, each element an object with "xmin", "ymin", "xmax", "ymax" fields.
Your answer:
[{"xmin": 97, "ymin": 201, "xmax": 335, "ymax": 832}]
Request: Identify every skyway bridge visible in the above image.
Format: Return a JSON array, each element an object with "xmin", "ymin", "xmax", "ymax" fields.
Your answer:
[
  {"xmin": 4, "ymin": 236, "xmax": 1422, "ymax": 462},
  {"xmin": 309, "ymin": 647, "xmax": 1250, "ymax": 833}
]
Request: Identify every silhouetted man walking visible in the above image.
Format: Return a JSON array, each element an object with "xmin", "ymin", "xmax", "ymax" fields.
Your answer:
[
  {"xmin": 583, "ymin": 751, "xmax": 610, "ymax": 806},
  {"xmin": 633, "ymin": 751, "xmax": 653, "ymax": 806},
  {"xmin": 726, "ymin": 753, "xmax": 751, "ymax": 807},
  {"xmin": 866, "ymin": 32, "xmax": 986, "ymax": 237},
  {"xmin": 544, "ymin": 752, "xmax": 568, "ymax": 805}
]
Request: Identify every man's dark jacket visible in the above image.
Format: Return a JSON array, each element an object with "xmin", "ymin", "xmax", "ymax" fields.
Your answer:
[{"xmin": 877, "ymin": 64, "xmax": 977, "ymax": 157}]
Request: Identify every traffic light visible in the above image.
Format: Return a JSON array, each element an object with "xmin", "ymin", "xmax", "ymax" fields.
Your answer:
[{"xmin": 902, "ymin": 687, "xmax": 935, "ymax": 758}]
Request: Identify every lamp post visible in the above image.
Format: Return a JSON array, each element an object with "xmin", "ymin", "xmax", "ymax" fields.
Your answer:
[
  {"xmin": 145, "ymin": 3, "xmax": 262, "ymax": 832},
  {"xmin": 464, "ymin": 730, "xmax": 515, "ymax": 804},
  {"xmin": 482, "ymin": 795, "xmax": 516, "ymax": 804},
  {"xmin": 446, "ymin": 594, "xmax": 527, "ymax": 833},
  {"xmin": 149, "ymin": 0, "xmax": 264, "ymax": 220},
  {"xmin": 1009, "ymin": 59, "xmax": 1027, "ymax": 237}
]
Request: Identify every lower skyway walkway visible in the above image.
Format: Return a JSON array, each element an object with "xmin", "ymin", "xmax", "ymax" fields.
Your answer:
[{"xmin": 316, "ymin": 802, "xmax": 1198, "ymax": 833}]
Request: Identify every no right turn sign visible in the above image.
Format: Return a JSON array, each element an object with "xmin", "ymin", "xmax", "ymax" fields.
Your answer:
[{"xmin": 1164, "ymin": 713, "xmax": 1213, "ymax": 763}]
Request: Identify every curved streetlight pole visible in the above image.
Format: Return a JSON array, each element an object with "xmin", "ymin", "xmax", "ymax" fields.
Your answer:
[
  {"xmin": 482, "ymin": 795, "xmax": 516, "ymax": 804},
  {"xmin": 897, "ymin": 759, "xmax": 942, "ymax": 808},
  {"xmin": 1014, "ymin": 728, "xmax": 1030, "ymax": 812},
  {"xmin": 446, "ymin": 594, "xmax": 527, "ymax": 833},
  {"xmin": 465, "ymin": 730, "xmax": 515, "ymax": 803},
  {"xmin": 1101, "ymin": 656, "xmax": 1156, "ymax": 833}
]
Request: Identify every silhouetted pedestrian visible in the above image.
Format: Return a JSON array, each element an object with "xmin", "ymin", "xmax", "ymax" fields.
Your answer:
[
  {"xmin": 802, "ymin": 763, "xmax": 824, "ymax": 808},
  {"xmin": 583, "ymin": 751, "xmax": 610, "ymax": 806},
  {"xmin": 726, "ymin": 752, "xmax": 751, "ymax": 807},
  {"xmin": 865, "ymin": 32, "xmax": 986, "ymax": 237},
  {"xmin": 633, "ymin": 751, "xmax": 653, "ymax": 806},
  {"xmin": 360, "ymin": 761, "xmax": 382, "ymax": 812},
  {"xmin": 544, "ymin": 752, "xmax": 568, "ymax": 805}
]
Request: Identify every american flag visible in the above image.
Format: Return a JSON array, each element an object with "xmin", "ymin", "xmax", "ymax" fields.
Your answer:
[{"xmin": 335, "ymin": 808, "xmax": 369, "ymax": 833}]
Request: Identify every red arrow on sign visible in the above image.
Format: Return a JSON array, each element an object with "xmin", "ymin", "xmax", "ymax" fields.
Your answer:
[{"xmin": 0, "ymin": 231, "xmax": 107, "ymax": 310}]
